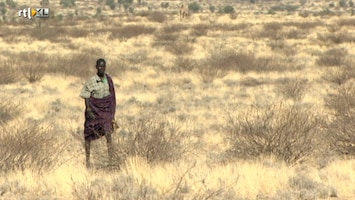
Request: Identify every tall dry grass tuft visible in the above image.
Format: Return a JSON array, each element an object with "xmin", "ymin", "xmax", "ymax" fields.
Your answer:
[
  {"xmin": 0, "ymin": 120, "xmax": 70, "ymax": 174},
  {"xmin": 277, "ymin": 78, "xmax": 309, "ymax": 101},
  {"xmin": 0, "ymin": 96, "xmax": 23, "ymax": 123},
  {"xmin": 325, "ymin": 80, "xmax": 355, "ymax": 155},
  {"xmin": 173, "ymin": 56, "xmax": 196, "ymax": 73},
  {"xmin": 225, "ymin": 102, "xmax": 323, "ymax": 165},
  {"xmin": 322, "ymin": 60, "xmax": 355, "ymax": 85},
  {"xmin": 0, "ymin": 61, "xmax": 19, "ymax": 84}
]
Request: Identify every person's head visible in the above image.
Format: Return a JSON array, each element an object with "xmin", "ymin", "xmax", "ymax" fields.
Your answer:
[{"xmin": 96, "ymin": 58, "xmax": 106, "ymax": 77}]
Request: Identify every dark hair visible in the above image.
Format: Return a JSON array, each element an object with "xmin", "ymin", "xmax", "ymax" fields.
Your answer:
[{"xmin": 96, "ymin": 58, "xmax": 106, "ymax": 66}]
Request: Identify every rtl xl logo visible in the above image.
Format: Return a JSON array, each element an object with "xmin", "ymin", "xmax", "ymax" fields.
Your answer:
[{"xmin": 18, "ymin": 8, "xmax": 50, "ymax": 19}]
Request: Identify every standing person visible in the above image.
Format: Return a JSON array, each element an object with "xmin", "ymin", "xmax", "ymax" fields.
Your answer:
[{"xmin": 80, "ymin": 58, "xmax": 116, "ymax": 168}]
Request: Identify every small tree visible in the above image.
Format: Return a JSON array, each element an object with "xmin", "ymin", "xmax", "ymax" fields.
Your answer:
[
  {"xmin": 6, "ymin": 0, "xmax": 17, "ymax": 8},
  {"xmin": 106, "ymin": 0, "xmax": 116, "ymax": 10},
  {"xmin": 60, "ymin": 0, "xmax": 75, "ymax": 7},
  {"xmin": 209, "ymin": 5, "xmax": 215, "ymax": 13},
  {"xmin": 161, "ymin": 2, "xmax": 169, "ymax": 10},
  {"xmin": 40, "ymin": 0, "xmax": 49, "ymax": 6},
  {"xmin": 188, "ymin": 2, "xmax": 201, "ymax": 13},
  {"xmin": 223, "ymin": 5, "xmax": 235, "ymax": 13},
  {"xmin": 339, "ymin": 0, "xmax": 347, "ymax": 7},
  {"xmin": 1, "ymin": 7, "xmax": 6, "ymax": 15}
]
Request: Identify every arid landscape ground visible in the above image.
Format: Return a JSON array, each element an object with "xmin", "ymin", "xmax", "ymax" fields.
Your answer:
[{"xmin": 0, "ymin": 0, "xmax": 354, "ymax": 199}]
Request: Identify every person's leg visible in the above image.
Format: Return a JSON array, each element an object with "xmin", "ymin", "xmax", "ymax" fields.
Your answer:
[
  {"xmin": 85, "ymin": 140, "xmax": 91, "ymax": 168},
  {"xmin": 105, "ymin": 131, "xmax": 113, "ymax": 167}
]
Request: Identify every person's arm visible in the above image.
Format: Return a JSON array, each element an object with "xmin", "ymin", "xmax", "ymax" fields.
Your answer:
[{"xmin": 85, "ymin": 98, "xmax": 95, "ymax": 119}]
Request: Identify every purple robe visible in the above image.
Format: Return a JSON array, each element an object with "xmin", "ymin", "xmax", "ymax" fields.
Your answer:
[{"xmin": 84, "ymin": 74, "xmax": 116, "ymax": 141}]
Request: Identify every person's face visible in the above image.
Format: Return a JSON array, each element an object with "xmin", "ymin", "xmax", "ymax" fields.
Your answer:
[{"xmin": 96, "ymin": 61, "xmax": 106, "ymax": 77}]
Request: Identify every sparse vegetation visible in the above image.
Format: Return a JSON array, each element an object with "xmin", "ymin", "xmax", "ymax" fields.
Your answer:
[
  {"xmin": 325, "ymin": 80, "xmax": 355, "ymax": 155},
  {"xmin": 0, "ymin": 121, "xmax": 69, "ymax": 174},
  {"xmin": 277, "ymin": 78, "xmax": 309, "ymax": 101},
  {"xmin": 317, "ymin": 48, "xmax": 348, "ymax": 67},
  {"xmin": 1, "ymin": 1, "xmax": 355, "ymax": 199},
  {"xmin": 225, "ymin": 102, "xmax": 323, "ymax": 165},
  {"xmin": 114, "ymin": 116, "xmax": 191, "ymax": 164}
]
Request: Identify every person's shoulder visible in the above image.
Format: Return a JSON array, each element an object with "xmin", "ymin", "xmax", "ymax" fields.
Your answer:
[{"xmin": 84, "ymin": 75, "xmax": 99, "ymax": 85}]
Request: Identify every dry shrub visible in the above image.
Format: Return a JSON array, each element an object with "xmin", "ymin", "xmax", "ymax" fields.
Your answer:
[
  {"xmin": 256, "ymin": 22, "xmax": 283, "ymax": 40},
  {"xmin": 325, "ymin": 80, "xmax": 355, "ymax": 155},
  {"xmin": 48, "ymin": 48, "xmax": 104, "ymax": 78},
  {"xmin": 0, "ymin": 61, "xmax": 19, "ymax": 84},
  {"xmin": 28, "ymin": 27, "xmax": 71, "ymax": 42},
  {"xmin": 317, "ymin": 48, "xmax": 347, "ymax": 67},
  {"xmin": 147, "ymin": 11, "xmax": 167, "ymax": 23},
  {"xmin": 154, "ymin": 24, "xmax": 188, "ymax": 45},
  {"xmin": 165, "ymin": 40, "xmax": 194, "ymax": 56},
  {"xmin": 206, "ymin": 49, "xmax": 287, "ymax": 73},
  {"xmin": 284, "ymin": 173, "xmax": 337, "ymax": 199},
  {"xmin": 317, "ymin": 31, "xmax": 355, "ymax": 44},
  {"xmin": 114, "ymin": 116, "xmax": 190, "ymax": 164},
  {"xmin": 225, "ymin": 102, "xmax": 322, "ymax": 165},
  {"xmin": 17, "ymin": 52, "xmax": 50, "ymax": 83},
  {"xmin": 277, "ymin": 78, "xmax": 309, "ymax": 101},
  {"xmin": 282, "ymin": 21, "xmax": 322, "ymax": 29},
  {"xmin": 162, "ymin": 24, "xmax": 188, "ymax": 34},
  {"xmin": 173, "ymin": 56, "xmax": 196, "ymax": 72},
  {"xmin": 0, "ymin": 96, "xmax": 23, "ymax": 123},
  {"xmin": 191, "ymin": 23, "xmax": 210, "ymax": 36},
  {"xmin": 322, "ymin": 63, "xmax": 355, "ymax": 85},
  {"xmin": 110, "ymin": 24, "xmax": 156, "ymax": 40},
  {"xmin": 198, "ymin": 64, "xmax": 225, "ymax": 84},
  {"xmin": 337, "ymin": 18, "xmax": 355, "ymax": 27},
  {"xmin": 0, "ymin": 120, "xmax": 69, "ymax": 174}
]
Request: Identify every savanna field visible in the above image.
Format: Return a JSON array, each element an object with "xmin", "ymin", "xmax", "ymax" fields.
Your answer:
[{"xmin": 0, "ymin": 0, "xmax": 355, "ymax": 199}]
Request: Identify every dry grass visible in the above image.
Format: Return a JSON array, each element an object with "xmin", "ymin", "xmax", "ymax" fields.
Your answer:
[
  {"xmin": 225, "ymin": 102, "xmax": 323, "ymax": 165},
  {"xmin": 0, "ymin": 120, "xmax": 70, "ymax": 174},
  {"xmin": 1, "ymin": 2, "xmax": 355, "ymax": 199}
]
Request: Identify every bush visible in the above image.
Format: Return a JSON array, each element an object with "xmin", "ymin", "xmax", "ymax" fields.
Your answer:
[
  {"xmin": 173, "ymin": 56, "xmax": 196, "ymax": 73},
  {"xmin": 0, "ymin": 121, "xmax": 69, "ymax": 173},
  {"xmin": 222, "ymin": 5, "xmax": 235, "ymax": 13},
  {"xmin": 0, "ymin": 96, "xmax": 23, "ymax": 124},
  {"xmin": 188, "ymin": 2, "xmax": 201, "ymax": 13},
  {"xmin": 225, "ymin": 102, "xmax": 322, "ymax": 165},
  {"xmin": 277, "ymin": 78, "xmax": 309, "ymax": 101},
  {"xmin": 110, "ymin": 24, "xmax": 156, "ymax": 40},
  {"xmin": 60, "ymin": 0, "xmax": 75, "ymax": 7},
  {"xmin": 147, "ymin": 11, "xmax": 167, "ymax": 23},
  {"xmin": 114, "ymin": 116, "xmax": 190, "ymax": 164},
  {"xmin": 322, "ymin": 63, "xmax": 355, "ymax": 85},
  {"xmin": 0, "ymin": 61, "xmax": 19, "ymax": 84},
  {"xmin": 15, "ymin": 52, "xmax": 49, "ymax": 83},
  {"xmin": 5, "ymin": 0, "xmax": 16, "ymax": 8},
  {"xmin": 164, "ymin": 40, "xmax": 194, "ymax": 56},
  {"xmin": 317, "ymin": 48, "xmax": 347, "ymax": 67},
  {"xmin": 206, "ymin": 49, "xmax": 286, "ymax": 73},
  {"xmin": 325, "ymin": 80, "xmax": 355, "ymax": 155},
  {"xmin": 209, "ymin": 5, "xmax": 216, "ymax": 13},
  {"xmin": 317, "ymin": 32, "xmax": 355, "ymax": 44},
  {"xmin": 47, "ymin": 49, "xmax": 102, "ymax": 78},
  {"xmin": 106, "ymin": 0, "xmax": 116, "ymax": 9}
]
